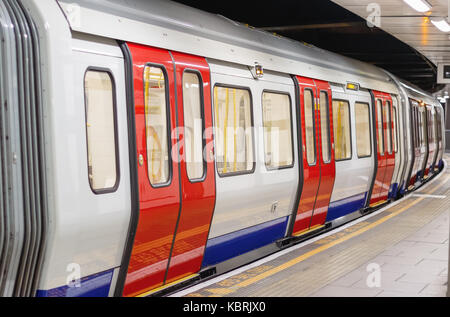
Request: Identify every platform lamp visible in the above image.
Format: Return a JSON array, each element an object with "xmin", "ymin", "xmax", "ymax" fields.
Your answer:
[
  {"xmin": 403, "ymin": 0, "xmax": 431, "ymax": 12},
  {"xmin": 430, "ymin": 0, "xmax": 450, "ymax": 32}
]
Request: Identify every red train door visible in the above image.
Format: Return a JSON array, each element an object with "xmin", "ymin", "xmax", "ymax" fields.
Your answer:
[
  {"xmin": 369, "ymin": 91, "xmax": 394, "ymax": 206},
  {"xmin": 424, "ymin": 106, "xmax": 435, "ymax": 177},
  {"xmin": 409, "ymin": 101, "xmax": 420, "ymax": 187},
  {"xmin": 123, "ymin": 43, "xmax": 215, "ymax": 297},
  {"xmin": 291, "ymin": 76, "xmax": 334, "ymax": 235},
  {"xmin": 309, "ymin": 79, "xmax": 335, "ymax": 228},
  {"xmin": 165, "ymin": 51, "xmax": 216, "ymax": 284},
  {"xmin": 380, "ymin": 96, "xmax": 395, "ymax": 201}
]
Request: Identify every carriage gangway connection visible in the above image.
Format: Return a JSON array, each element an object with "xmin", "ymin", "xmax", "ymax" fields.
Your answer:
[{"xmin": 170, "ymin": 154, "xmax": 450, "ymax": 297}]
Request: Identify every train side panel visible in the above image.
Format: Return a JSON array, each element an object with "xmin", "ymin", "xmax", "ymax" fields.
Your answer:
[
  {"xmin": 327, "ymin": 86, "xmax": 374, "ymax": 221},
  {"xmin": 202, "ymin": 61, "xmax": 299, "ymax": 267}
]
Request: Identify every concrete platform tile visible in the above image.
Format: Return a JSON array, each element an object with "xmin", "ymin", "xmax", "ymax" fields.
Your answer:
[
  {"xmin": 310, "ymin": 285, "xmax": 382, "ymax": 297},
  {"xmin": 398, "ymin": 272, "xmax": 447, "ymax": 285},
  {"xmin": 376, "ymin": 290, "xmax": 422, "ymax": 297},
  {"xmin": 419, "ymin": 284, "xmax": 448, "ymax": 297},
  {"xmin": 329, "ymin": 271, "xmax": 365, "ymax": 287},
  {"xmin": 372, "ymin": 255, "xmax": 423, "ymax": 266},
  {"xmin": 415, "ymin": 259, "xmax": 448, "ymax": 275}
]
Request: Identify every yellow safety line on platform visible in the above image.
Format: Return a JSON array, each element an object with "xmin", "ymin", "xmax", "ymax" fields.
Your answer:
[
  {"xmin": 136, "ymin": 273, "xmax": 199, "ymax": 297},
  {"xmin": 224, "ymin": 172, "xmax": 450, "ymax": 291}
]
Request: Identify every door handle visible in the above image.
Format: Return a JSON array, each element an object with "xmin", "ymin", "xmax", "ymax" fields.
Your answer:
[{"xmin": 270, "ymin": 201, "xmax": 279, "ymax": 214}]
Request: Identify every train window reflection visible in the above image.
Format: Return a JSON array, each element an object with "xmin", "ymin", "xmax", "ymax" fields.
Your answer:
[
  {"xmin": 393, "ymin": 106, "xmax": 398, "ymax": 153},
  {"xmin": 384, "ymin": 101, "xmax": 392, "ymax": 154},
  {"xmin": 376, "ymin": 99, "xmax": 384, "ymax": 155},
  {"xmin": 183, "ymin": 72, "xmax": 205, "ymax": 180},
  {"xmin": 144, "ymin": 65, "xmax": 171, "ymax": 186},
  {"xmin": 214, "ymin": 86, "xmax": 254, "ymax": 176},
  {"xmin": 320, "ymin": 91, "xmax": 331, "ymax": 163},
  {"xmin": 84, "ymin": 70, "xmax": 118, "ymax": 193},
  {"xmin": 332, "ymin": 100, "xmax": 351, "ymax": 160},
  {"xmin": 262, "ymin": 92, "xmax": 293, "ymax": 169},
  {"xmin": 304, "ymin": 89, "xmax": 316, "ymax": 165},
  {"xmin": 355, "ymin": 102, "xmax": 371, "ymax": 158}
]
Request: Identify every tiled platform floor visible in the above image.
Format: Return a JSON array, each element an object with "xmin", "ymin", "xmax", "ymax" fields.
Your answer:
[{"xmin": 311, "ymin": 209, "xmax": 448, "ymax": 297}]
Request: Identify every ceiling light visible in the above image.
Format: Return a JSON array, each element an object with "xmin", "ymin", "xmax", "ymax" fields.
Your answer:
[
  {"xmin": 403, "ymin": 0, "xmax": 432, "ymax": 12},
  {"xmin": 431, "ymin": 19, "xmax": 450, "ymax": 32}
]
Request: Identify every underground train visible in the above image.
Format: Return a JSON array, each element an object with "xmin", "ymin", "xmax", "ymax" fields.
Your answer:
[{"xmin": 0, "ymin": 0, "xmax": 445, "ymax": 297}]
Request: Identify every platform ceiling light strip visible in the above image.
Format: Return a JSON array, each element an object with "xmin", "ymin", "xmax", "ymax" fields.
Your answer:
[
  {"xmin": 403, "ymin": 0, "xmax": 432, "ymax": 12},
  {"xmin": 431, "ymin": 19, "xmax": 450, "ymax": 32}
]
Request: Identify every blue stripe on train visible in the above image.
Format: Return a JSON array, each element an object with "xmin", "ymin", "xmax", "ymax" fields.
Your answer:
[
  {"xmin": 399, "ymin": 180, "xmax": 406, "ymax": 195},
  {"xmin": 36, "ymin": 268, "xmax": 114, "ymax": 297},
  {"xmin": 325, "ymin": 192, "xmax": 367, "ymax": 222},
  {"xmin": 201, "ymin": 216, "xmax": 289, "ymax": 267},
  {"xmin": 388, "ymin": 183, "xmax": 398, "ymax": 200}
]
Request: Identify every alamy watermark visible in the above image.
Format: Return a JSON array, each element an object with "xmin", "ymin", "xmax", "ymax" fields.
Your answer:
[
  {"xmin": 366, "ymin": 262, "xmax": 381, "ymax": 288},
  {"xmin": 366, "ymin": 3, "xmax": 381, "ymax": 28}
]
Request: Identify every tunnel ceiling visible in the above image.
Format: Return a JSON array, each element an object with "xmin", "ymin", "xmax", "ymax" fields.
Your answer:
[{"xmin": 173, "ymin": 0, "xmax": 442, "ymax": 93}]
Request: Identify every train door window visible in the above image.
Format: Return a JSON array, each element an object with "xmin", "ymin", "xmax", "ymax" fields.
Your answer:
[
  {"xmin": 355, "ymin": 102, "xmax": 371, "ymax": 158},
  {"xmin": 384, "ymin": 101, "xmax": 392, "ymax": 154},
  {"xmin": 416, "ymin": 108, "xmax": 420, "ymax": 148},
  {"xmin": 422, "ymin": 110, "xmax": 427, "ymax": 147},
  {"xmin": 144, "ymin": 65, "xmax": 171, "ymax": 186},
  {"xmin": 262, "ymin": 91, "xmax": 293, "ymax": 169},
  {"xmin": 319, "ymin": 91, "xmax": 331, "ymax": 163},
  {"xmin": 428, "ymin": 109, "xmax": 433, "ymax": 146},
  {"xmin": 332, "ymin": 100, "xmax": 351, "ymax": 160},
  {"xmin": 393, "ymin": 106, "xmax": 398, "ymax": 153},
  {"xmin": 436, "ymin": 109, "xmax": 442, "ymax": 150},
  {"xmin": 182, "ymin": 71, "xmax": 205, "ymax": 180},
  {"xmin": 304, "ymin": 89, "xmax": 316, "ymax": 165},
  {"xmin": 413, "ymin": 107, "xmax": 419, "ymax": 148},
  {"xmin": 214, "ymin": 85, "xmax": 254, "ymax": 176},
  {"xmin": 419, "ymin": 110, "xmax": 424, "ymax": 147},
  {"xmin": 84, "ymin": 69, "xmax": 119, "ymax": 193},
  {"xmin": 376, "ymin": 99, "xmax": 384, "ymax": 155},
  {"xmin": 416, "ymin": 108, "xmax": 420, "ymax": 147}
]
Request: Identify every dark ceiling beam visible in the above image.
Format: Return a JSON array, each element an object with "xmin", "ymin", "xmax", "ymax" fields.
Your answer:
[
  {"xmin": 259, "ymin": 22, "xmax": 364, "ymax": 32},
  {"xmin": 392, "ymin": 69, "xmax": 434, "ymax": 73},
  {"xmin": 395, "ymin": 74, "xmax": 434, "ymax": 78},
  {"xmin": 368, "ymin": 60, "xmax": 429, "ymax": 65}
]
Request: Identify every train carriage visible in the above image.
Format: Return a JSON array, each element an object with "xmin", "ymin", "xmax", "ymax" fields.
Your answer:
[{"xmin": 0, "ymin": 0, "xmax": 445, "ymax": 297}]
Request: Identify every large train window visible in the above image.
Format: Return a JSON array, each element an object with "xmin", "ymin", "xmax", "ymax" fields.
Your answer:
[
  {"xmin": 393, "ymin": 105, "xmax": 398, "ymax": 153},
  {"xmin": 384, "ymin": 101, "xmax": 392, "ymax": 154},
  {"xmin": 304, "ymin": 89, "xmax": 316, "ymax": 165},
  {"xmin": 262, "ymin": 91, "xmax": 293, "ymax": 169},
  {"xmin": 214, "ymin": 85, "xmax": 254, "ymax": 176},
  {"xmin": 144, "ymin": 65, "xmax": 171, "ymax": 186},
  {"xmin": 84, "ymin": 69, "xmax": 119, "ymax": 193},
  {"xmin": 376, "ymin": 99, "xmax": 384, "ymax": 155},
  {"xmin": 332, "ymin": 100, "xmax": 351, "ymax": 160},
  {"xmin": 355, "ymin": 102, "xmax": 371, "ymax": 158},
  {"xmin": 182, "ymin": 71, "xmax": 205, "ymax": 181},
  {"xmin": 319, "ymin": 91, "xmax": 331, "ymax": 163}
]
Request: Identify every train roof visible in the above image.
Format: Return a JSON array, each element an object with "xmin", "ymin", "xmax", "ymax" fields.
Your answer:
[{"xmin": 58, "ymin": 0, "xmax": 401, "ymax": 94}]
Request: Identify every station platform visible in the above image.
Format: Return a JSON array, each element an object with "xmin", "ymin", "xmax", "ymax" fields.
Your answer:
[{"xmin": 171, "ymin": 154, "xmax": 450, "ymax": 297}]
